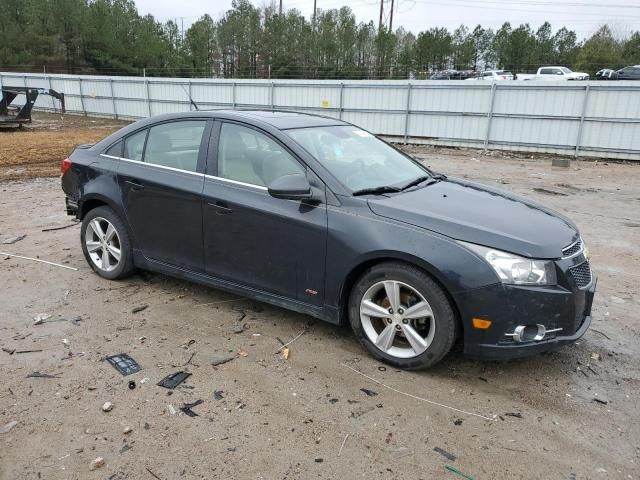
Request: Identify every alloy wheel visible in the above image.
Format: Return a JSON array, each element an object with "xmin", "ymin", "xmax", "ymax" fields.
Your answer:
[
  {"xmin": 85, "ymin": 217, "xmax": 122, "ymax": 272},
  {"xmin": 360, "ymin": 280, "xmax": 436, "ymax": 359}
]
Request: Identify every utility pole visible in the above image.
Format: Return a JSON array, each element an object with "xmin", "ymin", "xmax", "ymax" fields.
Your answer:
[
  {"xmin": 279, "ymin": 0, "xmax": 283, "ymax": 15},
  {"xmin": 313, "ymin": 0, "xmax": 317, "ymax": 28},
  {"xmin": 389, "ymin": 0, "xmax": 394, "ymax": 32},
  {"xmin": 378, "ymin": 0, "xmax": 384, "ymax": 32}
]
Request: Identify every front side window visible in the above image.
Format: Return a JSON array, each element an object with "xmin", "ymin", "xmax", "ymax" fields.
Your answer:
[
  {"xmin": 124, "ymin": 130, "xmax": 147, "ymax": 161},
  {"xmin": 217, "ymin": 123, "xmax": 305, "ymax": 187},
  {"xmin": 144, "ymin": 121, "xmax": 206, "ymax": 172},
  {"xmin": 287, "ymin": 126, "xmax": 428, "ymax": 192}
]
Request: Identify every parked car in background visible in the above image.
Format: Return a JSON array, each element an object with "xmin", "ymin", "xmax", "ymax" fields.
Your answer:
[
  {"xmin": 615, "ymin": 65, "xmax": 640, "ymax": 80},
  {"xmin": 596, "ymin": 68, "xmax": 616, "ymax": 80},
  {"xmin": 536, "ymin": 66, "xmax": 589, "ymax": 81},
  {"xmin": 60, "ymin": 110, "xmax": 595, "ymax": 369},
  {"xmin": 430, "ymin": 69, "xmax": 476, "ymax": 80},
  {"xmin": 466, "ymin": 70, "xmax": 514, "ymax": 81}
]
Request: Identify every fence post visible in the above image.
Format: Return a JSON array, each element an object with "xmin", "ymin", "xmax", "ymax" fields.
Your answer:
[
  {"xmin": 270, "ymin": 82, "xmax": 275, "ymax": 111},
  {"xmin": 145, "ymin": 78, "xmax": 152, "ymax": 117},
  {"xmin": 47, "ymin": 75, "xmax": 55, "ymax": 112},
  {"xmin": 78, "ymin": 77, "xmax": 86, "ymax": 116},
  {"xmin": 232, "ymin": 81, "xmax": 236, "ymax": 109},
  {"xmin": 484, "ymin": 82, "xmax": 497, "ymax": 150},
  {"xmin": 109, "ymin": 79, "xmax": 118, "ymax": 119},
  {"xmin": 403, "ymin": 83, "xmax": 412, "ymax": 144},
  {"xmin": 575, "ymin": 84, "xmax": 590, "ymax": 158},
  {"xmin": 338, "ymin": 82, "xmax": 344, "ymax": 120}
]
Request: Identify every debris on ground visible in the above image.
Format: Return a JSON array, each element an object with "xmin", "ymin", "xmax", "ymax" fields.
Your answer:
[
  {"xmin": 434, "ymin": 446, "xmax": 456, "ymax": 461},
  {"xmin": 211, "ymin": 355, "xmax": 235, "ymax": 367},
  {"xmin": 123, "ymin": 426, "xmax": 133, "ymax": 434},
  {"xmin": 360, "ymin": 388, "xmax": 378, "ymax": 397},
  {"xmin": 2, "ymin": 348, "xmax": 15, "ymax": 355},
  {"xmin": 505, "ymin": 412, "xmax": 522, "ymax": 418},
  {"xmin": 338, "ymin": 434, "xmax": 349, "ymax": 456},
  {"xmin": 167, "ymin": 404, "xmax": 177, "ymax": 415},
  {"xmin": 89, "ymin": 457, "xmax": 105, "ymax": 471},
  {"xmin": 26, "ymin": 372, "xmax": 60, "ymax": 379},
  {"xmin": 1, "ymin": 234, "xmax": 27, "ymax": 245},
  {"xmin": 385, "ymin": 432, "xmax": 393, "ymax": 444},
  {"xmin": 181, "ymin": 399, "xmax": 204, "ymax": 417},
  {"xmin": 131, "ymin": 304, "xmax": 149, "ymax": 314},
  {"xmin": 15, "ymin": 349, "xmax": 43, "ymax": 354},
  {"xmin": 102, "ymin": 402, "xmax": 114, "ymax": 412},
  {"xmin": 128, "ymin": 381, "xmax": 136, "ymax": 390},
  {"xmin": 0, "ymin": 421, "xmax": 18, "ymax": 434},
  {"xmin": 591, "ymin": 352, "xmax": 601, "ymax": 361},
  {"xmin": 454, "ymin": 419, "xmax": 463, "ymax": 426},
  {"xmin": 533, "ymin": 187, "xmax": 568, "ymax": 196},
  {"xmin": 0, "ymin": 251, "xmax": 79, "ymax": 271},
  {"xmin": 593, "ymin": 398, "xmax": 609, "ymax": 405},
  {"xmin": 106, "ymin": 354, "xmax": 142, "ymax": 376},
  {"xmin": 41, "ymin": 223, "xmax": 77, "ymax": 232},
  {"xmin": 214, "ymin": 390, "xmax": 224, "ymax": 401},
  {"xmin": 157, "ymin": 371, "xmax": 191, "ymax": 389},
  {"xmin": 32, "ymin": 313, "xmax": 51, "ymax": 325},
  {"xmin": 445, "ymin": 465, "xmax": 476, "ymax": 480},
  {"xmin": 280, "ymin": 347, "xmax": 290, "ymax": 360}
]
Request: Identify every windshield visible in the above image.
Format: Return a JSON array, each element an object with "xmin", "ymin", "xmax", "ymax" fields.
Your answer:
[
  {"xmin": 286, "ymin": 125, "xmax": 428, "ymax": 192},
  {"xmin": 561, "ymin": 67, "xmax": 572, "ymax": 74}
]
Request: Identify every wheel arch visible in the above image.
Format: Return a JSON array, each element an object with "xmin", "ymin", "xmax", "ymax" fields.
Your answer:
[
  {"xmin": 78, "ymin": 194, "xmax": 120, "ymax": 220},
  {"xmin": 337, "ymin": 252, "xmax": 463, "ymax": 333}
]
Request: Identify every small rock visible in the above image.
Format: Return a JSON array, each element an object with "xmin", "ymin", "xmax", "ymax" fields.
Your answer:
[
  {"xmin": 314, "ymin": 458, "xmax": 323, "ymax": 463},
  {"xmin": 2, "ymin": 234, "xmax": 26, "ymax": 245},
  {"xmin": 168, "ymin": 404, "xmax": 177, "ymax": 415},
  {"xmin": 0, "ymin": 421, "xmax": 18, "ymax": 434},
  {"xmin": 102, "ymin": 401, "xmax": 113, "ymax": 412},
  {"xmin": 89, "ymin": 457, "xmax": 105, "ymax": 470},
  {"xmin": 123, "ymin": 426, "xmax": 133, "ymax": 434},
  {"xmin": 232, "ymin": 325, "xmax": 245, "ymax": 334}
]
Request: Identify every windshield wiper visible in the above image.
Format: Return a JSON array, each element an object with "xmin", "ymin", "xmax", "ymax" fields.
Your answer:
[
  {"xmin": 399, "ymin": 175, "xmax": 432, "ymax": 191},
  {"xmin": 352, "ymin": 185, "xmax": 402, "ymax": 196}
]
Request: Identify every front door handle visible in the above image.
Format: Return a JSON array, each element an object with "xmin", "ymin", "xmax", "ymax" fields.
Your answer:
[
  {"xmin": 125, "ymin": 180, "xmax": 145, "ymax": 191},
  {"xmin": 208, "ymin": 201, "xmax": 233, "ymax": 214}
]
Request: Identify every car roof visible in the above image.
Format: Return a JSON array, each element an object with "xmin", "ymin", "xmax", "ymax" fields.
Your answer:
[{"xmin": 222, "ymin": 109, "xmax": 347, "ymax": 130}]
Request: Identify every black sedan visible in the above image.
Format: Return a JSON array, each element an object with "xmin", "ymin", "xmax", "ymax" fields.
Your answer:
[{"xmin": 61, "ymin": 110, "xmax": 596, "ymax": 369}]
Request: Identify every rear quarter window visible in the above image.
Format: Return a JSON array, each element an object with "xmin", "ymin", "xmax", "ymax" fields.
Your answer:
[{"xmin": 104, "ymin": 140, "xmax": 123, "ymax": 157}]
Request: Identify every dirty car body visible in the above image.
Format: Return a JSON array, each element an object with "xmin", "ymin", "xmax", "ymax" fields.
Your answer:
[{"xmin": 61, "ymin": 110, "xmax": 596, "ymax": 368}]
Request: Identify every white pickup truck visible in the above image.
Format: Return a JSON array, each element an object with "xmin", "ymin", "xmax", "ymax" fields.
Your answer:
[{"xmin": 535, "ymin": 66, "xmax": 590, "ymax": 81}]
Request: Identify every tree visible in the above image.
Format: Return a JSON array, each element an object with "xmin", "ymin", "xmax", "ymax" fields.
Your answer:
[{"xmin": 576, "ymin": 25, "xmax": 622, "ymax": 75}]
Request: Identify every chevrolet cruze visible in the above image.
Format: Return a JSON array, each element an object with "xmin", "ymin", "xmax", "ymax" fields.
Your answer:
[{"xmin": 61, "ymin": 110, "xmax": 596, "ymax": 369}]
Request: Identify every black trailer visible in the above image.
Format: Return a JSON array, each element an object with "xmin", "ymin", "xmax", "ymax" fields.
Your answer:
[{"xmin": 0, "ymin": 86, "xmax": 65, "ymax": 127}]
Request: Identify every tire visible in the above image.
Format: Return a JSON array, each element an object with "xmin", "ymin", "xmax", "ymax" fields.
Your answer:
[
  {"xmin": 348, "ymin": 262, "xmax": 458, "ymax": 369},
  {"xmin": 81, "ymin": 206, "xmax": 135, "ymax": 280}
]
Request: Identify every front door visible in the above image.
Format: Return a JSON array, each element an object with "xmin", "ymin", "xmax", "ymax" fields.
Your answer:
[
  {"xmin": 203, "ymin": 121, "xmax": 327, "ymax": 306},
  {"xmin": 117, "ymin": 119, "xmax": 211, "ymax": 271}
]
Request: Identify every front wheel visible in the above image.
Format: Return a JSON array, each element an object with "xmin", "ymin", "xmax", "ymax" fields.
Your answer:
[
  {"xmin": 348, "ymin": 262, "xmax": 458, "ymax": 369},
  {"xmin": 81, "ymin": 206, "xmax": 135, "ymax": 280}
]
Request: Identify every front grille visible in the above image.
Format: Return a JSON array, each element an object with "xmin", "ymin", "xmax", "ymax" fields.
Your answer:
[
  {"xmin": 569, "ymin": 261, "xmax": 592, "ymax": 289},
  {"xmin": 562, "ymin": 238, "xmax": 583, "ymax": 257}
]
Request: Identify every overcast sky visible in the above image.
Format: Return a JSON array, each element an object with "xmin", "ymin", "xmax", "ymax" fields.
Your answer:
[{"xmin": 134, "ymin": 0, "xmax": 640, "ymax": 41}]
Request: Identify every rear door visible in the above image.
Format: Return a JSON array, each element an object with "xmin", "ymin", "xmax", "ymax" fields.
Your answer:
[
  {"xmin": 202, "ymin": 121, "xmax": 328, "ymax": 306},
  {"xmin": 117, "ymin": 119, "xmax": 212, "ymax": 271}
]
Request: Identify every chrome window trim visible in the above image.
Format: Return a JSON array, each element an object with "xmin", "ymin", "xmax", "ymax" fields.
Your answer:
[
  {"xmin": 204, "ymin": 174, "xmax": 268, "ymax": 191},
  {"xmin": 99, "ymin": 154, "xmax": 203, "ymax": 177}
]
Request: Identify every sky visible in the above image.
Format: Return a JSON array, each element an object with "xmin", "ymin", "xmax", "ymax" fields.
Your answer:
[{"xmin": 134, "ymin": 0, "xmax": 640, "ymax": 41}]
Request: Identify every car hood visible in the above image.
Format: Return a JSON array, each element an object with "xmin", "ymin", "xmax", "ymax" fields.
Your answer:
[
  {"xmin": 567, "ymin": 71, "xmax": 589, "ymax": 78},
  {"xmin": 367, "ymin": 178, "xmax": 578, "ymax": 259}
]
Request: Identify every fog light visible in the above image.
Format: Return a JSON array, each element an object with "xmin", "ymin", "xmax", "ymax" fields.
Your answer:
[
  {"xmin": 505, "ymin": 324, "xmax": 564, "ymax": 342},
  {"xmin": 472, "ymin": 318, "xmax": 492, "ymax": 329}
]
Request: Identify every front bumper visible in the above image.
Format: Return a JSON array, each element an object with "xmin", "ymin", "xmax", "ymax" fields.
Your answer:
[{"xmin": 455, "ymin": 275, "xmax": 596, "ymax": 360}]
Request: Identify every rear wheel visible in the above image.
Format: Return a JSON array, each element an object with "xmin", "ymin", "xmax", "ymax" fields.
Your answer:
[
  {"xmin": 348, "ymin": 262, "xmax": 458, "ymax": 369},
  {"xmin": 81, "ymin": 206, "xmax": 134, "ymax": 280}
]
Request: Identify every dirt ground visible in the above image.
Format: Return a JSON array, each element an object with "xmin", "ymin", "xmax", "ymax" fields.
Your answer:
[
  {"xmin": 0, "ymin": 114, "xmax": 639, "ymax": 480},
  {"xmin": 0, "ymin": 113, "xmax": 127, "ymax": 181}
]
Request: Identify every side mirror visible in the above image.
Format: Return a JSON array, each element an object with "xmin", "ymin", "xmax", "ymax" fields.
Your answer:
[{"xmin": 268, "ymin": 174, "xmax": 312, "ymax": 201}]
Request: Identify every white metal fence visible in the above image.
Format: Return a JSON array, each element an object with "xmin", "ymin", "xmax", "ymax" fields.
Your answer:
[{"xmin": 2, "ymin": 72, "xmax": 639, "ymax": 160}]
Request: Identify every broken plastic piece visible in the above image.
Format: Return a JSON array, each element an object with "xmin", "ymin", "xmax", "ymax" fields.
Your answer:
[
  {"xmin": 157, "ymin": 371, "xmax": 191, "ymax": 389},
  {"xmin": 181, "ymin": 399, "xmax": 204, "ymax": 417},
  {"xmin": 106, "ymin": 354, "xmax": 142, "ymax": 376}
]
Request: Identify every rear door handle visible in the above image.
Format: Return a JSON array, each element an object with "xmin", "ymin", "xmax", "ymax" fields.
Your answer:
[
  {"xmin": 208, "ymin": 201, "xmax": 233, "ymax": 214},
  {"xmin": 125, "ymin": 180, "xmax": 144, "ymax": 191}
]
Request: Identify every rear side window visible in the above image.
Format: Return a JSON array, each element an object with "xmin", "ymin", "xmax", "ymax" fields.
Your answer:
[
  {"xmin": 105, "ymin": 140, "xmax": 123, "ymax": 157},
  {"xmin": 144, "ymin": 121, "xmax": 206, "ymax": 172},
  {"xmin": 124, "ymin": 130, "xmax": 147, "ymax": 161}
]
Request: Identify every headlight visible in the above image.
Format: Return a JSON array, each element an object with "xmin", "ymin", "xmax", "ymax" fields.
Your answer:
[{"xmin": 461, "ymin": 242, "xmax": 557, "ymax": 286}]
